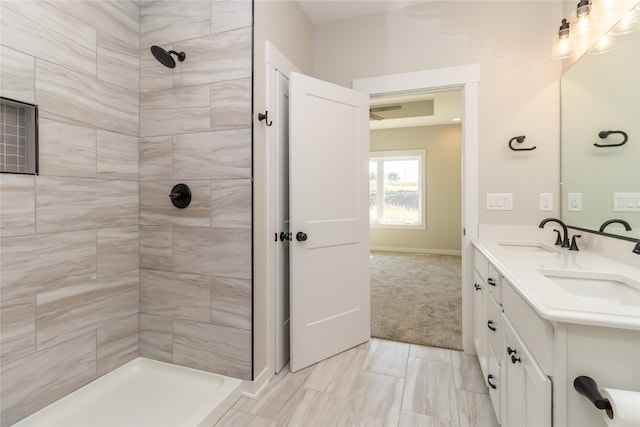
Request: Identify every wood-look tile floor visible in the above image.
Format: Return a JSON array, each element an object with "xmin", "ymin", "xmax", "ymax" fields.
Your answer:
[{"xmin": 215, "ymin": 339, "xmax": 499, "ymax": 427}]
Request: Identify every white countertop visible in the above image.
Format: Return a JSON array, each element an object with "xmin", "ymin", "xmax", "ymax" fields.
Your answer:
[{"xmin": 473, "ymin": 239, "xmax": 640, "ymax": 330}]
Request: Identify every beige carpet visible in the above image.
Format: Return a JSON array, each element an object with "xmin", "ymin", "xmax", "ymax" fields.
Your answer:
[{"xmin": 370, "ymin": 251, "xmax": 463, "ymax": 350}]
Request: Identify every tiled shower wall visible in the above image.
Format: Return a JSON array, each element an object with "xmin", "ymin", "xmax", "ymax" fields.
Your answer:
[
  {"xmin": 137, "ymin": 0, "xmax": 252, "ymax": 379},
  {"xmin": 0, "ymin": 1, "xmax": 253, "ymax": 425}
]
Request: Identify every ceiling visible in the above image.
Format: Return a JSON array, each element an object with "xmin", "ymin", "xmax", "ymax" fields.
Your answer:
[
  {"xmin": 296, "ymin": 0, "xmax": 406, "ymax": 25},
  {"xmin": 370, "ymin": 90, "xmax": 462, "ymax": 130}
]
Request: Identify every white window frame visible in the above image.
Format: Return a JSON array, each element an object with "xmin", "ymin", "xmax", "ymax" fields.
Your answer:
[{"xmin": 369, "ymin": 149, "xmax": 426, "ymax": 229}]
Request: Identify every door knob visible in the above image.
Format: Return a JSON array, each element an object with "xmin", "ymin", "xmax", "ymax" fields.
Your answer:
[{"xmin": 296, "ymin": 232, "xmax": 308, "ymax": 242}]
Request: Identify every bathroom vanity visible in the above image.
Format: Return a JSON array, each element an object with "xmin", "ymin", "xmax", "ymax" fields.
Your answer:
[{"xmin": 472, "ymin": 239, "xmax": 640, "ymax": 426}]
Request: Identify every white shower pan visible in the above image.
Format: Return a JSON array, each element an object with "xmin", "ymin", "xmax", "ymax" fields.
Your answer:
[{"xmin": 13, "ymin": 357, "xmax": 243, "ymax": 427}]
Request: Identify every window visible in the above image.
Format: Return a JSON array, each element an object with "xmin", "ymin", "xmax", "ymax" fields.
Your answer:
[{"xmin": 369, "ymin": 150, "xmax": 425, "ymax": 227}]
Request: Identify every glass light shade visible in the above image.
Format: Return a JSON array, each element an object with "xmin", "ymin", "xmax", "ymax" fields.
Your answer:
[
  {"xmin": 589, "ymin": 0, "xmax": 616, "ymax": 19},
  {"xmin": 570, "ymin": 1, "xmax": 598, "ymax": 38},
  {"xmin": 551, "ymin": 36, "xmax": 576, "ymax": 59},
  {"xmin": 609, "ymin": 8, "xmax": 640, "ymax": 35},
  {"xmin": 588, "ymin": 34, "xmax": 617, "ymax": 54}
]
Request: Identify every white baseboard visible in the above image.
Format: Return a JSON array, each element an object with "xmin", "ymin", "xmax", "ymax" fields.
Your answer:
[
  {"xmin": 242, "ymin": 366, "xmax": 271, "ymax": 399},
  {"xmin": 370, "ymin": 245, "xmax": 462, "ymax": 256}
]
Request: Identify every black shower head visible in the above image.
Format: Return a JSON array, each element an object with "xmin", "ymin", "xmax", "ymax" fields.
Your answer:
[{"xmin": 150, "ymin": 45, "xmax": 186, "ymax": 68}]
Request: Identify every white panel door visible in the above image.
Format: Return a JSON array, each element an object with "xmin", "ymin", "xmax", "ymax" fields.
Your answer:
[{"xmin": 289, "ymin": 72, "xmax": 370, "ymax": 372}]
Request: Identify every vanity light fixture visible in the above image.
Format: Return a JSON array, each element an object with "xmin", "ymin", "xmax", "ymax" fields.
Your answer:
[
  {"xmin": 571, "ymin": 0, "xmax": 597, "ymax": 39},
  {"xmin": 609, "ymin": 6, "xmax": 640, "ymax": 35},
  {"xmin": 551, "ymin": 19, "xmax": 576, "ymax": 59},
  {"xmin": 588, "ymin": 33, "xmax": 617, "ymax": 55}
]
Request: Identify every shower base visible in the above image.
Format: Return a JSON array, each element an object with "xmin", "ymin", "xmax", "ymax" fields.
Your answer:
[{"xmin": 12, "ymin": 357, "xmax": 243, "ymax": 427}]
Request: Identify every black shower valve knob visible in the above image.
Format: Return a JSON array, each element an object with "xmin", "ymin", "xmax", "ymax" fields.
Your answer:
[{"xmin": 169, "ymin": 183, "xmax": 192, "ymax": 209}]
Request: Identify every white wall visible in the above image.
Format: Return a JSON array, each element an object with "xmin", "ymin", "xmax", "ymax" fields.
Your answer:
[
  {"xmin": 370, "ymin": 124, "xmax": 462, "ymax": 254},
  {"xmin": 313, "ymin": 1, "xmax": 564, "ymax": 227},
  {"xmin": 253, "ymin": 0, "xmax": 313, "ymax": 381}
]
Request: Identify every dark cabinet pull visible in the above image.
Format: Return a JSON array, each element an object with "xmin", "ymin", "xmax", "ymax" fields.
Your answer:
[
  {"xmin": 511, "ymin": 355, "xmax": 521, "ymax": 364},
  {"xmin": 474, "ymin": 283, "xmax": 481, "ymax": 291},
  {"xmin": 507, "ymin": 346, "xmax": 517, "ymax": 355},
  {"xmin": 487, "ymin": 278, "xmax": 497, "ymax": 286},
  {"xmin": 488, "ymin": 374, "xmax": 497, "ymax": 389},
  {"xmin": 487, "ymin": 320, "xmax": 496, "ymax": 331},
  {"xmin": 296, "ymin": 232, "xmax": 308, "ymax": 242}
]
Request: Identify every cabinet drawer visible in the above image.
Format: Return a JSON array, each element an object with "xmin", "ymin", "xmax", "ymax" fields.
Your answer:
[
  {"xmin": 486, "ymin": 292, "xmax": 502, "ymax": 358},
  {"xmin": 487, "ymin": 264, "xmax": 502, "ymax": 303},
  {"xmin": 502, "ymin": 281, "xmax": 554, "ymax": 375},
  {"xmin": 474, "ymin": 249, "xmax": 489, "ymax": 282},
  {"xmin": 487, "ymin": 349, "xmax": 501, "ymax": 424}
]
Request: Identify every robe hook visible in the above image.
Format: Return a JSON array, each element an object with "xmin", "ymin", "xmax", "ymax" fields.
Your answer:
[{"xmin": 258, "ymin": 111, "xmax": 273, "ymax": 126}]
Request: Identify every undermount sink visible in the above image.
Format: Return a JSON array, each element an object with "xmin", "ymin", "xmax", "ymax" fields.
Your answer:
[
  {"xmin": 537, "ymin": 268, "xmax": 640, "ymax": 307},
  {"xmin": 497, "ymin": 241, "xmax": 557, "ymax": 253}
]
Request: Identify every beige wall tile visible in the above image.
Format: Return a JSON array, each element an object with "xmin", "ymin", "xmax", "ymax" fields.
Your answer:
[
  {"xmin": 140, "ymin": 313, "xmax": 173, "ymax": 363},
  {"xmin": 0, "ymin": 46, "xmax": 35, "ymax": 103},
  {"xmin": 173, "ymin": 129, "xmax": 251, "ymax": 180},
  {"xmin": 0, "ymin": 230, "xmax": 96, "ymax": 302},
  {"xmin": 140, "ymin": 180, "xmax": 211, "ymax": 227},
  {"xmin": 211, "ymin": 277, "xmax": 251, "ymax": 330},
  {"xmin": 38, "ymin": 119, "xmax": 97, "ymax": 178},
  {"xmin": 97, "ymin": 130, "xmax": 139, "ymax": 180},
  {"xmin": 97, "ymin": 32, "xmax": 140, "ymax": 93},
  {"xmin": 97, "ymin": 226, "xmax": 139, "ymax": 277},
  {"xmin": 211, "ymin": 179, "xmax": 251, "ymax": 228},
  {"xmin": 173, "ymin": 226, "xmax": 251, "ymax": 279},
  {"xmin": 139, "ymin": 47, "xmax": 174, "ymax": 93},
  {"xmin": 140, "ymin": 226, "xmax": 173, "ymax": 270},
  {"xmin": 36, "ymin": 270, "xmax": 139, "ymax": 350},
  {"xmin": 173, "ymin": 28, "xmax": 252, "ymax": 88},
  {"xmin": 140, "ymin": 136, "xmax": 172, "ymax": 180},
  {"xmin": 211, "ymin": 77, "xmax": 252, "ymax": 130},
  {"xmin": 49, "ymin": 0, "xmax": 140, "ymax": 49},
  {"xmin": 0, "ymin": 333, "xmax": 96, "ymax": 427},
  {"xmin": 1, "ymin": 1, "xmax": 96, "ymax": 76},
  {"xmin": 210, "ymin": 0, "xmax": 252, "ymax": 34},
  {"xmin": 140, "ymin": 0, "xmax": 210, "ymax": 48},
  {"xmin": 97, "ymin": 314, "xmax": 139, "ymax": 377},
  {"xmin": 173, "ymin": 319, "xmax": 251, "ymax": 379},
  {"xmin": 0, "ymin": 174, "xmax": 35, "ymax": 237},
  {"xmin": 140, "ymin": 269, "xmax": 211, "ymax": 322},
  {"xmin": 140, "ymin": 85, "xmax": 211, "ymax": 137},
  {"xmin": 36, "ymin": 177, "xmax": 138, "ymax": 233},
  {"xmin": 0, "ymin": 295, "xmax": 35, "ymax": 366},
  {"xmin": 36, "ymin": 61, "xmax": 139, "ymax": 137}
]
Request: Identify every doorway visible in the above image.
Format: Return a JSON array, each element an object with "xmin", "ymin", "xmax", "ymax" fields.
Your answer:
[
  {"xmin": 354, "ymin": 65, "xmax": 479, "ymax": 355},
  {"xmin": 367, "ymin": 89, "xmax": 463, "ymax": 350}
]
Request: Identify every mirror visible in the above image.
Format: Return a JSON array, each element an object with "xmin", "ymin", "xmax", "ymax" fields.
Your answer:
[{"xmin": 561, "ymin": 11, "xmax": 640, "ymax": 240}]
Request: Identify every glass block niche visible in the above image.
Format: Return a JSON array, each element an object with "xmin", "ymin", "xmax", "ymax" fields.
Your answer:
[{"xmin": 1, "ymin": 97, "xmax": 38, "ymax": 175}]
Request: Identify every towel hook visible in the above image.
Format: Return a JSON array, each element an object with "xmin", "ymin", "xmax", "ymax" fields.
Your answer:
[
  {"xmin": 258, "ymin": 111, "xmax": 273, "ymax": 126},
  {"xmin": 508, "ymin": 135, "xmax": 536, "ymax": 151},
  {"xmin": 594, "ymin": 130, "xmax": 628, "ymax": 147}
]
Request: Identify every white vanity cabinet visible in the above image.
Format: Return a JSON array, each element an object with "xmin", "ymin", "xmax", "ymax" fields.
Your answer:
[
  {"xmin": 473, "ymin": 248, "xmax": 553, "ymax": 427},
  {"xmin": 473, "ymin": 250, "xmax": 504, "ymax": 423}
]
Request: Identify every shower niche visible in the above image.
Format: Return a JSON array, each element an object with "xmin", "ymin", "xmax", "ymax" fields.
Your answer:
[{"xmin": 1, "ymin": 97, "xmax": 38, "ymax": 175}]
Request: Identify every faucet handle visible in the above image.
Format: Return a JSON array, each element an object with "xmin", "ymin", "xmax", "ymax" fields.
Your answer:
[
  {"xmin": 569, "ymin": 234, "xmax": 581, "ymax": 251},
  {"xmin": 553, "ymin": 229, "xmax": 563, "ymax": 246}
]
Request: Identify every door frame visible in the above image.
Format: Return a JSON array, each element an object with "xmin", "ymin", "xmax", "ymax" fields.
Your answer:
[
  {"xmin": 353, "ymin": 64, "xmax": 480, "ymax": 354},
  {"xmin": 264, "ymin": 41, "xmax": 299, "ymax": 378}
]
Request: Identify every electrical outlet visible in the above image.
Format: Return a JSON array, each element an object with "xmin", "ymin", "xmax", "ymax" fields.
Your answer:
[
  {"xmin": 568, "ymin": 193, "xmax": 583, "ymax": 211},
  {"xmin": 540, "ymin": 193, "xmax": 553, "ymax": 211}
]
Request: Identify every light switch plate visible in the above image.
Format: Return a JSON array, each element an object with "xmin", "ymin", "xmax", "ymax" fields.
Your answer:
[
  {"xmin": 568, "ymin": 193, "xmax": 582, "ymax": 212},
  {"xmin": 486, "ymin": 193, "xmax": 513, "ymax": 210}
]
